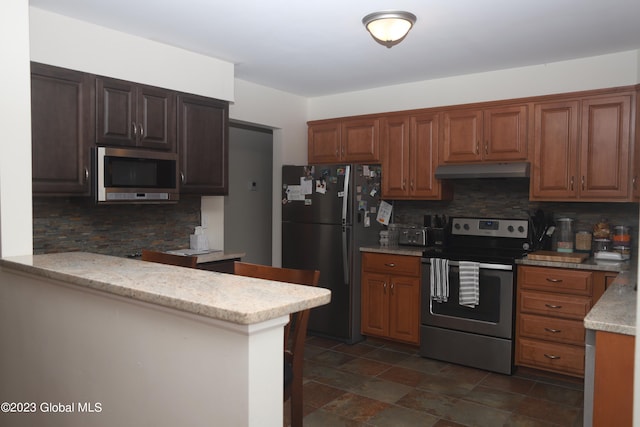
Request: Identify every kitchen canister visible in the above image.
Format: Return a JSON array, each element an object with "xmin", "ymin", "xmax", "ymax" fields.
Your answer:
[
  {"xmin": 556, "ymin": 218, "xmax": 574, "ymax": 253},
  {"xmin": 612, "ymin": 225, "xmax": 631, "ymax": 258},
  {"xmin": 575, "ymin": 230, "xmax": 592, "ymax": 253}
]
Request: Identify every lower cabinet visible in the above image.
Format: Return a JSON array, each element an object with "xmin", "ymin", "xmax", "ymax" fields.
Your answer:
[
  {"xmin": 593, "ymin": 331, "xmax": 634, "ymax": 426},
  {"xmin": 361, "ymin": 252, "xmax": 421, "ymax": 345},
  {"xmin": 515, "ymin": 265, "xmax": 606, "ymax": 377}
]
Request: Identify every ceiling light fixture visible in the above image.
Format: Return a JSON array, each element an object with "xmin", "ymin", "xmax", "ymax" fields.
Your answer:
[{"xmin": 362, "ymin": 11, "xmax": 417, "ymax": 48}]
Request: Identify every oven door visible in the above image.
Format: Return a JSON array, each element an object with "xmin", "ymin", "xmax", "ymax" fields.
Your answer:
[{"xmin": 421, "ymin": 260, "xmax": 514, "ymax": 339}]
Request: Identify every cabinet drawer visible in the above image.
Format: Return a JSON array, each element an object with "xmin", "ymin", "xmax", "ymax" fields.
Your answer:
[
  {"xmin": 517, "ymin": 337, "xmax": 584, "ymax": 377},
  {"xmin": 519, "ymin": 266, "xmax": 592, "ymax": 295},
  {"xmin": 519, "ymin": 290, "xmax": 591, "ymax": 320},
  {"xmin": 518, "ymin": 313, "xmax": 585, "ymax": 346},
  {"xmin": 362, "ymin": 252, "xmax": 420, "ymax": 276}
]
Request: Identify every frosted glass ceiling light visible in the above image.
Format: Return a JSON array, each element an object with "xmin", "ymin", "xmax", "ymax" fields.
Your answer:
[{"xmin": 362, "ymin": 11, "xmax": 417, "ymax": 48}]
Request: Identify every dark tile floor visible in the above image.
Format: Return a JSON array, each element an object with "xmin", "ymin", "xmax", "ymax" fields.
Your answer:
[{"xmin": 298, "ymin": 336, "xmax": 584, "ymax": 427}]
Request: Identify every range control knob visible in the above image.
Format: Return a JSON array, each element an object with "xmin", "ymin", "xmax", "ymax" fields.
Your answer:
[
  {"xmin": 463, "ymin": 223, "xmax": 470, "ymax": 231},
  {"xmin": 454, "ymin": 223, "xmax": 461, "ymax": 230},
  {"xmin": 518, "ymin": 226, "xmax": 525, "ymax": 233},
  {"xmin": 507, "ymin": 225, "xmax": 514, "ymax": 233}
]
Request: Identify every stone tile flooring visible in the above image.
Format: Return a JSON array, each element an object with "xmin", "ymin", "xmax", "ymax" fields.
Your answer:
[{"xmin": 299, "ymin": 336, "xmax": 584, "ymax": 427}]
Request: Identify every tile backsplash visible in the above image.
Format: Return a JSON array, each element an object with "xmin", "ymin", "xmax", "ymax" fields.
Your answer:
[
  {"xmin": 33, "ymin": 197, "xmax": 201, "ymax": 257},
  {"xmin": 392, "ymin": 179, "xmax": 639, "ymax": 241}
]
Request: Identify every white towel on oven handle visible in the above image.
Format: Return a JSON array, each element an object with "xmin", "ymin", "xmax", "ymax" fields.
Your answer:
[
  {"xmin": 430, "ymin": 258, "xmax": 449, "ymax": 302},
  {"xmin": 458, "ymin": 261, "xmax": 480, "ymax": 308}
]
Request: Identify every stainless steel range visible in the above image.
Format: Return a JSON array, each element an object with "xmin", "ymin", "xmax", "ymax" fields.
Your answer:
[{"xmin": 420, "ymin": 217, "xmax": 532, "ymax": 375}]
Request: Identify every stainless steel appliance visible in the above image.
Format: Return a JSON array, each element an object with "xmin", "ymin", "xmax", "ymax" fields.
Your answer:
[
  {"xmin": 94, "ymin": 146, "xmax": 179, "ymax": 203},
  {"xmin": 420, "ymin": 217, "xmax": 532, "ymax": 374},
  {"xmin": 397, "ymin": 224, "xmax": 428, "ymax": 246},
  {"xmin": 282, "ymin": 164, "xmax": 383, "ymax": 343}
]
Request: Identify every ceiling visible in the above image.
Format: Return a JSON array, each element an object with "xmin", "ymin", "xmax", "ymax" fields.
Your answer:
[{"xmin": 29, "ymin": 0, "xmax": 640, "ymax": 97}]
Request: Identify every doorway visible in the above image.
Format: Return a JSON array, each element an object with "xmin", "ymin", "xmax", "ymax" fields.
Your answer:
[{"xmin": 224, "ymin": 123, "xmax": 273, "ymax": 265}]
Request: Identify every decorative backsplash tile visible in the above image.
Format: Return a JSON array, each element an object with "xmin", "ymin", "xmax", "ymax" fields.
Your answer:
[
  {"xmin": 391, "ymin": 179, "xmax": 639, "ymax": 240},
  {"xmin": 33, "ymin": 197, "xmax": 201, "ymax": 257}
]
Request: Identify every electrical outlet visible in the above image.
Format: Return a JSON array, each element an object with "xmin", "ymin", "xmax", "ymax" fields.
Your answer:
[{"xmin": 248, "ymin": 181, "xmax": 257, "ymax": 191}]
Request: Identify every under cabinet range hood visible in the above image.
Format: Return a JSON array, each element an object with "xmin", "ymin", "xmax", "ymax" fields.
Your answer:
[{"xmin": 434, "ymin": 162, "xmax": 530, "ymax": 179}]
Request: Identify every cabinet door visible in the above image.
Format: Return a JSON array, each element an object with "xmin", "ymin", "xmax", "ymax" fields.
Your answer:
[
  {"xmin": 31, "ymin": 63, "xmax": 93, "ymax": 195},
  {"xmin": 388, "ymin": 275, "xmax": 420, "ymax": 344},
  {"xmin": 579, "ymin": 95, "xmax": 631, "ymax": 200},
  {"xmin": 411, "ymin": 113, "xmax": 444, "ymax": 198},
  {"xmin": 308, "ymin": 122, "xmax": 341, "ymax": 164},
  {"xmin": 530, "ymin": 101, "xmax": 580, "ymax": 200},
  {"xmin": 441, "ymin": 109, "xmax": 483, "ymax": 163},
  {"xmin": 96, "ymin": 77, "xmax": 136, "ymax": 147},
  {"xmin": 177, "ymin": 94, "xmax": 229, "ymax": 195},
  {"xmin": 381, "ymin": 116, "xmax": 410, "ymax": 198},
  {"xmin": 341, "ymin": 118, "xmax": 380, "ymax": 162},
  {"xmin": 137, "ymin": 85, "xmax": 176, "ymax": 151},
  {"xmin": 484, "ymin": 105, "xmax": 528, "ymax": 161},
  {"xmin": 361, "ymin": 272, "xmax": 389, "ymax": 337}
]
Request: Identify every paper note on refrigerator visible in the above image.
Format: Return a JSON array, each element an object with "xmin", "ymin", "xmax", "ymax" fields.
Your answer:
[
  {"xmin": 376, "ymin": 200, "xmax": 393, "ymax": 225},
  {"xmin": 300, "ymin": 177, "xmax": 313, "ymax": 195},
  {"xmin": 285, "ymin": 185, "xmax": 305, "ymax": 201}
]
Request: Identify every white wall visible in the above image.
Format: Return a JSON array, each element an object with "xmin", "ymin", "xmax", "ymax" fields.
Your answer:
[
  {"xmin": 308, "ymin": 50, "xmax": 640, "ymax": 120},
  {"xmin": 29, "ymin": 8, "xmax": 234, "ymax": 101},
  {"xmin": 0, "ymin": 0, "xmax": 32, "ymax": 257}
]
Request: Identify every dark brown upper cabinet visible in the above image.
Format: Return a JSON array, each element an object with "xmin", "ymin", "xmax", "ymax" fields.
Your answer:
[
  {"xmin": 177, "ymin": 93, "xmax": 229, "ymax": 195},
  {"xmin": 31, "ymin": 62, "xmax": 94, "ymax": 195},
  {"xmin": 96, "ymin": 76, "xmax": 176, "ymax": 151}
]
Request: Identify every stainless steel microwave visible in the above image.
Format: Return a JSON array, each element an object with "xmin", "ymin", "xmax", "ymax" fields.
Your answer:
[{"xmin": 94, "ymin": 146, "xmax": 179, "ymax": 203}]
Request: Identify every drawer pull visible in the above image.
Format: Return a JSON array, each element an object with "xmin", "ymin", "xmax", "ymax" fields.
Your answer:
[
  {"xmin": 544, "ymin": 303, "xmax": 563, "ymax": 309},
  {"xmin": 384, "ymin": 263, "xmax": 396, "ymax": 267},
  {"xmin": 544, "ymin": 327, "xmax": 561, "ymax": 333},
  {"xmin": 545, "ymin": 278, "xmax": 563, "ymax": 283},
  {"xmin": 544, "ymin": 353, "xmax": 561, "ymax": 360}
]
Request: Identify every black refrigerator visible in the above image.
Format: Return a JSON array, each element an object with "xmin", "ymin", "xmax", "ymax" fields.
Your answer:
[{"xmin": 282, "ymin": 164, "xmax": 384, "ymax": 343}]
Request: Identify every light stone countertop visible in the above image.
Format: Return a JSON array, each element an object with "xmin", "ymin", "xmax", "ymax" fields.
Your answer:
[
  {"xmin": 517, "ymin": 256, "xmax": 631, "ymax": 272},
  {"xmin": 0, "ymin": 252, "xmax": 331, "ymax": 325},
  {"xmin": 584, "ymin": 270, "xmax": 637, "ymax": 336},
  {"xmin": 360, "ymin": 245, "xmax": 424, "ymax": 257}
]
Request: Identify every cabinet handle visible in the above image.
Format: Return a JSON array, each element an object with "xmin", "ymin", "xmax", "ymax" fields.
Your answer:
[
  {"xmin": 570, "ymin": 176, "xmax": 574, "ymax": 191},
  {"xmin": 485, "ymin": 142, "xmax": 488, "ymax": 155},
  {"xmin": 633, "ymin": 176, "xmax": 638, "ymax": 189},
  {"xmin": 410, "ymin": 180, "xmax": 414, "ymax": 190},
  {"xmin": 139, "ymin": 123, "xmax": 144, "ymax": 138},
  {"xmin": 544, "ymin": 327, "xmax": 561, "ymax": 333},
  {"xmin": 581, "ymin": 176, "xmax": 585, "ymax": 191},
  {"xmin": 384, "ymin": 263, "xmax": 396, "ymax": 267},
  {"xmin": 475, "ymin": 142, "xmax": 479, "ymax": 155},
  {"xmin": 390, "ymin": 282, "xmax": 395, "ymax": 294},
  {"xmin": 83, "ymin": 167, "xmax": 89, "ymax": 183},
  {"xmin": 402, "ymin": 179, "xmax": 406, "ymax": 190},
  {"xmin": 180, "ymin": 172, "xmax": 185, "ymax": 184},
  {"xmin": 545, "ymin": 278, "xmax": 562, "ymax": 283},
  {"xmin": 132, "ymin": 122, "xmax": 138, "ymax": 137},
  {"xmin": 383, "ymin": 282, "xmax": 387, "ymax": 293},
  {"xmin": 545, "ymin": 303, "xmax": 563, "ymax": 309},
  {"xmin": 544, "ymin": 353, "xmax": 561, "ymax": 360}
]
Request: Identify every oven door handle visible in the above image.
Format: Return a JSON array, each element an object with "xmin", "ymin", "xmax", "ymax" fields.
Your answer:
[{"xmin": 423, "ymin": 259, "xmax": 513, "ymax": 271}]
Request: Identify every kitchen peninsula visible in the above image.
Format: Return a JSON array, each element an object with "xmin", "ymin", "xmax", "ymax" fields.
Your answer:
[{"xmin": 0, "ymin": 252, "xmax": 330, "ymax": 427}]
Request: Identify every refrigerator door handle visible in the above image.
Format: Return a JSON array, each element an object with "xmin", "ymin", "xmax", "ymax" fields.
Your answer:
[
  {"xmin": 342, "ymin": 165, "xmax": 350, "ymax": 225},
  {"xmin": 342, "ymin": 225, "xmax": 350, "ymax": 285}
]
